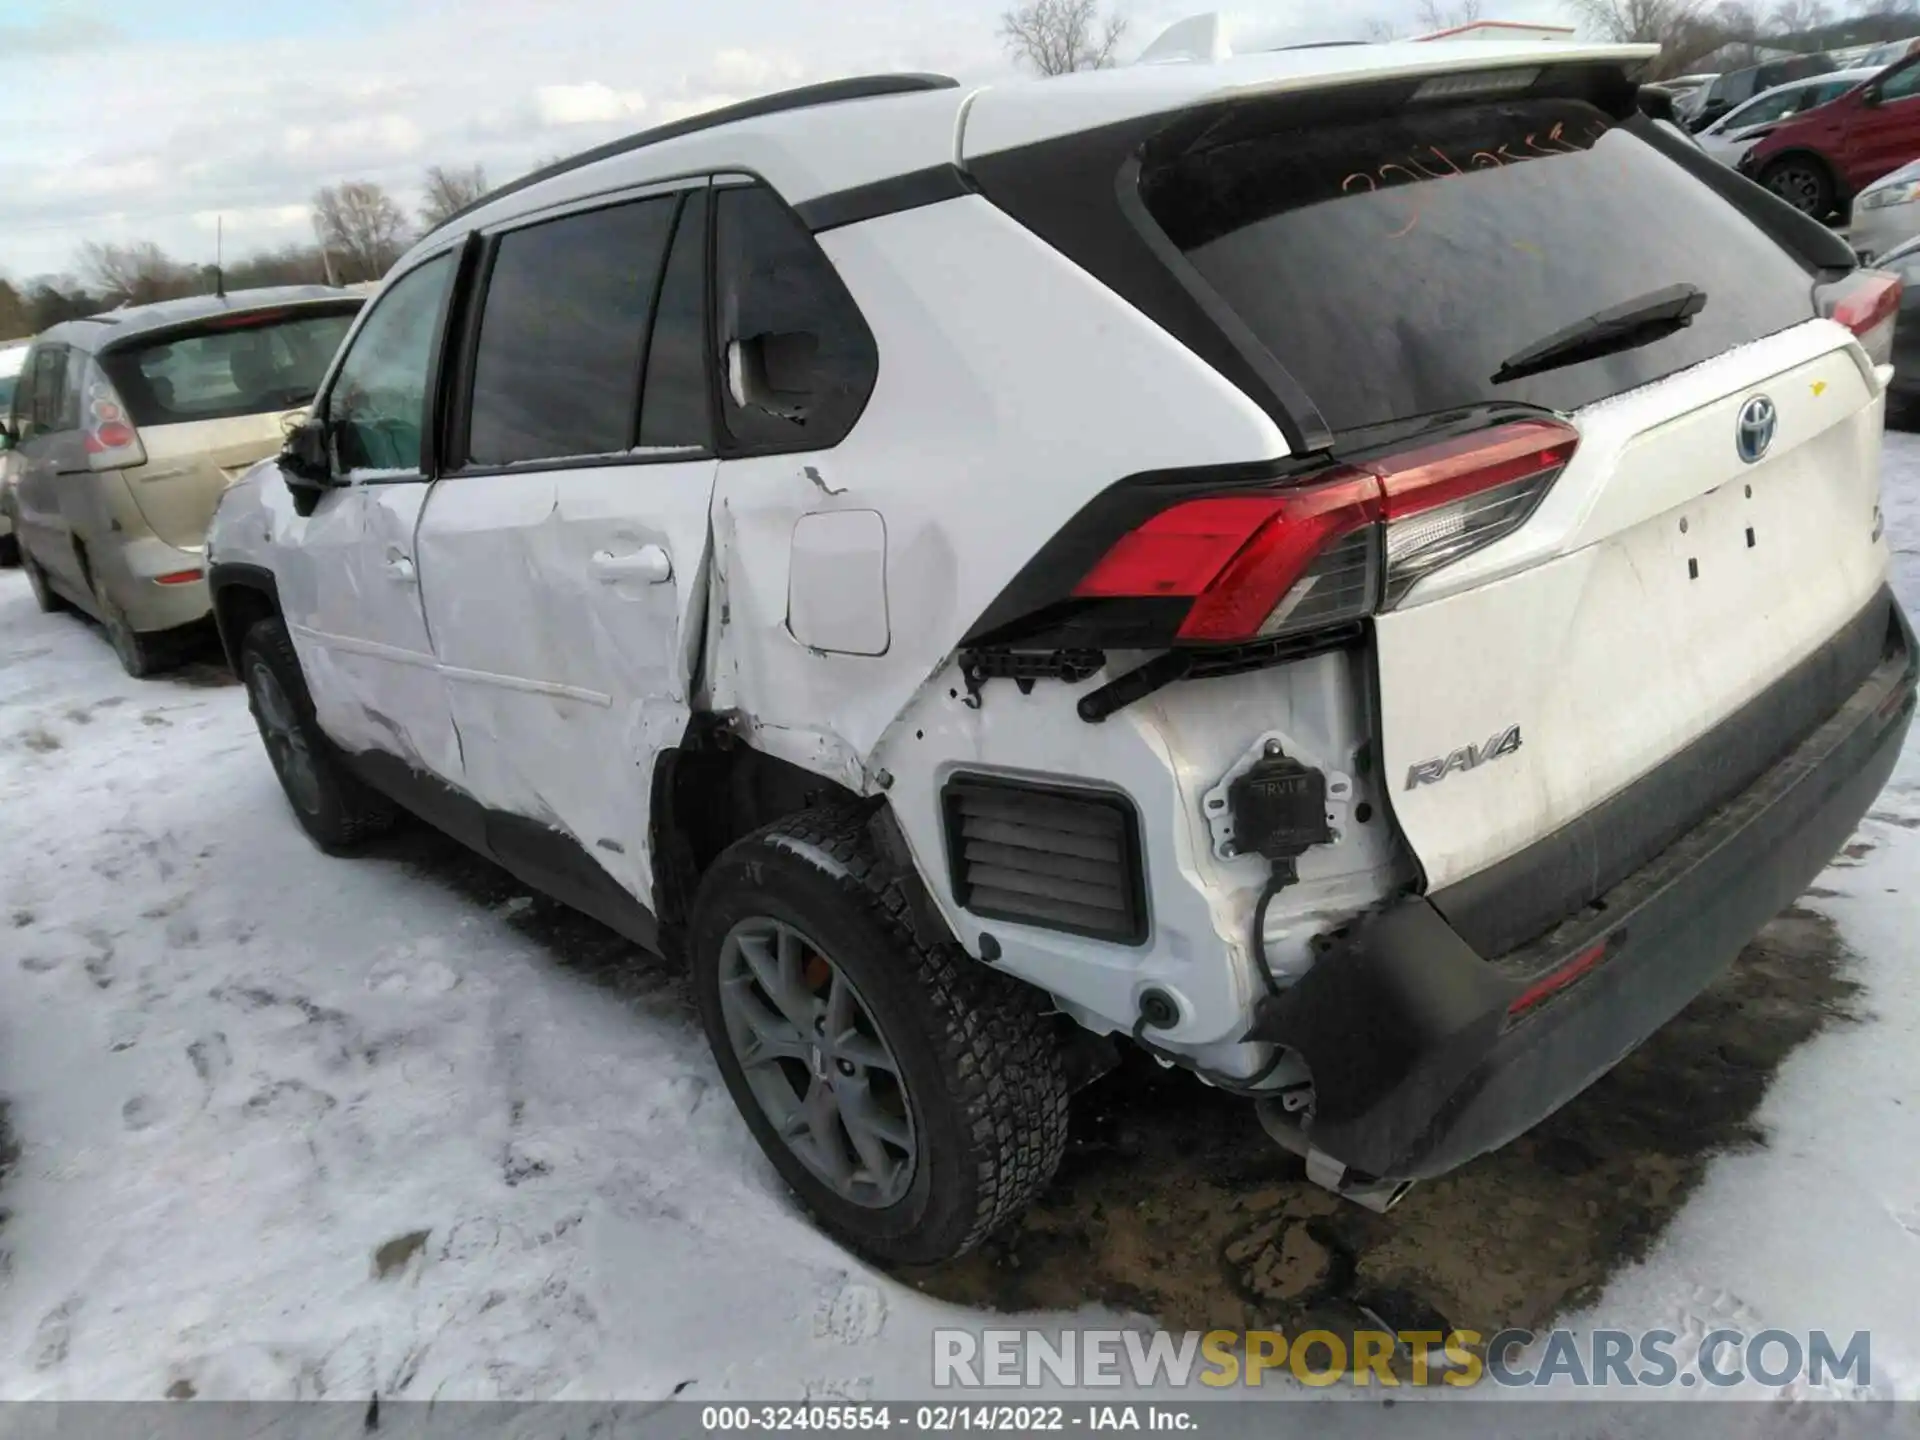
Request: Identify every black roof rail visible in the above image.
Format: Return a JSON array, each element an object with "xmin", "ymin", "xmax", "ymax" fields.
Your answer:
[{"xmin": 424, "ymin": 72, "xmax": 962, "ymax": 238}]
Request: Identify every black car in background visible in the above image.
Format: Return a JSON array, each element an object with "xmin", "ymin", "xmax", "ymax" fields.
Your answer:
[{"xmin": 1690, "ymin": 53, "xmax": 1838, "ymax": 131}]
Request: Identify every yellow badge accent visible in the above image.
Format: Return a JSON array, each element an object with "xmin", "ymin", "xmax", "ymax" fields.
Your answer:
[{"xmin": 1812, "ymin": 380, "xmax": 1829, "ymax": 397}]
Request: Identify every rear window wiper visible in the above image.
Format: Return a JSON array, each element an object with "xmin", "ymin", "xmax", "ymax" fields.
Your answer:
[{"xmin": 1491, "ymin": 283, "xmax": 1708, "ymax": 386}]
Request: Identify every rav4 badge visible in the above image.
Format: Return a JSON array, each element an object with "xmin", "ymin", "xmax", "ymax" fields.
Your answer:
[{"xmin": 1405, "ymin": 724, "xmax": 1523, "ymax": 791}]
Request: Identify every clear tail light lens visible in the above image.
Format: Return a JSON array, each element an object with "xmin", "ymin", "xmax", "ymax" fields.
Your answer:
[
  {"xmin": 1071, "ymin": 419, "xmax": 1580, "ymax": 645},
  {"xmin": 80, "ymin": 358, "xmax": 146, "ymax": 473}
]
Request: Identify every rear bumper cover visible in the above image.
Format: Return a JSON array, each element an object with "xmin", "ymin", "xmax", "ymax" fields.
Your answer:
[{"xmin": 1250, "ymin": 587, "xmax": 1916, "ymax": 1183}]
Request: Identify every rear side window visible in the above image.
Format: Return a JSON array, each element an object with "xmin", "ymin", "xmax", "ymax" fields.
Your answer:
[
  {"xmin": 713, "ymin": 183, "xmax": 877, "ymax": 451},
  {"xmin": 99, "ymin": 309, "xmax": 358, "ymax": 427},
  {"xmin": 466, "ymin": 196, "xmax": 678, "ymax": 466},
  {"xmin": 27, "ymin": 347, "xmax": 71, "ymax": 434},
  {"xmin": 1140, "ymin": 98, "xmax": 1817, "ymax": 433}
]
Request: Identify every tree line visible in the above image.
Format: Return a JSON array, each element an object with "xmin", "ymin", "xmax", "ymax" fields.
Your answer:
[
  {"xmin": 996, "ymin": 0, "xmax": 1920, "ymax": 78},
  {"xmin": 9, "ymin": 0, "xmax": 1920, "ymax": 343},
  {"xmin": 0, "ymin": 163, "xmax": 490, "ymax": 343}
]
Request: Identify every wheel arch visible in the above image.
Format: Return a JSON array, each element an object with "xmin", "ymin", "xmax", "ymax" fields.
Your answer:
[
  {"xmin": 648, "ymin": 714, "xmax": 957, "ymax": 960},
  {"xmin": 207, "ymin": 562, "xmax": 284, "ymax": 676}
]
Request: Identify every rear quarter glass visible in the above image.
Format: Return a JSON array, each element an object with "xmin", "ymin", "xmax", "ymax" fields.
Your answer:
[{"xmin": 1139, "ymin": 98, "xmax": 1818, "ymax": 432}]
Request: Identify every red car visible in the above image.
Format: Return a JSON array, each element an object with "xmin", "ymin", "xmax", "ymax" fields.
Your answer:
[{"xmin": 1739, "ymin": 53, "xmax": 1920, "ymax": 217}]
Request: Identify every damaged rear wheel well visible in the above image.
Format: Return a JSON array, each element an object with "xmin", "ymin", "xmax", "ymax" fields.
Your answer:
[{"xmin": 649, "ymin": 717, "xmax": 869, "ymax": 950}]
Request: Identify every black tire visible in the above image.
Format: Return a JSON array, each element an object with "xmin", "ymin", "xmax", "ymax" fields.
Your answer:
[
  {"xmin": 91, "ymin": 575, "xmax": 171, "ymax": 679},
  {"xmin": 0, "ymin": 532, "xmax": 18, "ymax": 568},
  {"xmin": 238, "ymin": 615, "xmax": 397, "ymax": 852},
  {"xmin": 18, "ymin": 543, "xmax": 62, "ymax": 614},
  {"xmin": 1761, "ymin": 155, "xmax": 1835, "ymax": 218},
  {"xmin": 690, "ymin": 807, "xmax": 1070, "ymax": 1266}
]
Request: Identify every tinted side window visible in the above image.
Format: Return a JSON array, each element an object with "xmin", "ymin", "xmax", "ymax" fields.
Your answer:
[
  {"xmin": 713, "ymin": 183, "xmax": 877, "ymax": 451},
  {"xmin": 329, "ymin": 251, "xmax": 457, "ymax": 474},
  {"xmin": 467, "ymin": 197, "xmax": 677, "ymax": 466},
  {"xmin": 1881, "ymin": 62, "xmax": 1920, "ymax": 103},
  {"xmin": 637, "ymin": 189, "xmax": 713, "ymax": 451},
  {"xmin": 28, "ymin": 348, "xmax": 69, "ymax": 434}
]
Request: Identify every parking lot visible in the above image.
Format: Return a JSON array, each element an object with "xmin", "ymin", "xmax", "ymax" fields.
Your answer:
[{"xmin": 0, "ymin": 435, "xmax": 1917, "ymax": 1403}]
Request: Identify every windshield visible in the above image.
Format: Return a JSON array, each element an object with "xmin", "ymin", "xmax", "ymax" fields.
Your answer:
[
  {"xmin": 1140, "ymin": 98, "xmax": 1817, "ymax": 433},
  {"xmin": 100, "ymin": 306, "xmax": 358, "ymax": 427}
]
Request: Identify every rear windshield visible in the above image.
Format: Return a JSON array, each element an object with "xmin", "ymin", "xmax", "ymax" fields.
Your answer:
[
  {"xmin": 101, "ymin": 307, "xmax": 359, "ymax": 427},
  {"xmin": 1140, "ymin": 98, "xmax": 1817, "ymax": 434}
]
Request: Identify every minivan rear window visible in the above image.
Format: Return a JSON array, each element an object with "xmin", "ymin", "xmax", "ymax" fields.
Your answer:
[
  {"xmin": 1139, "ymin": 98, "xmax": 1818, "ymax": 434},
  {"xmin": 100, "ymin": 307, "xmax": 359, "ymax": 427}
]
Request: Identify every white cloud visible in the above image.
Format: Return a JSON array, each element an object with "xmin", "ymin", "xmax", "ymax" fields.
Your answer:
[
  {"xmin": 282, "ymin": 114, "xmax": 425, "ymax": 162},
  {"xmin": 191, "ymin": 205, "xmax": 311, "ymax": 233},
  {"xmin": 29, "ymin": 160, "xmax": 166, "ymax": 198},
  {"xmin": 535, "ymin": 82, "xmax": 649, "ymax": 127},
  {"xmin": 706, "ymin": 48, "xmax": 805, "ymax": 91},
  {"xmin": 0, "ymin": 0, "xmax": 1583, "ymax": 282}
]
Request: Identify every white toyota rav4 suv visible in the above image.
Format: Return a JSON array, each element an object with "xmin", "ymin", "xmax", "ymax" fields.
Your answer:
[{"xmin": 208, "ymin": 42, "xmax": 1918, "ymax": 1264}]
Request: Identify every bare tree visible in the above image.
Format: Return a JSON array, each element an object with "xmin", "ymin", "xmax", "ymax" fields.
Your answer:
[
  {"xmin": 1567, "ymin": 0, "xmax": 1727, "ymax": 75},
  {"xmin": 78, "ymin": 240, "xmax": 197, "ymax": 307},
  {"xmin": 1368, "ymin": 1, "xmax": 1482, "ymax": 41},
  {"xmin": 1000, "ymin": 0, "xmax": 1127, "ymax": 75},
  {"xmin": 420, "ymin": 163, "xmax": 490, "ymax": 228},
  {"xmin": 312, "ymin": 181, "xmax": 412, "ymax": 285},
  {"xmin": 0, "ymin": 278, "xmax": 30, "ymax": 343},
  {"xmin": 1713, "ymin": 0, "xmax": 1767, "ymax": 63},
  {"xmin": 1416, "ymin": 0, "xmax": 1485, "ymax": 30},
  {"xmin": 1769, "ymin": 0, "xmax": 1833, "ymax": 33}
]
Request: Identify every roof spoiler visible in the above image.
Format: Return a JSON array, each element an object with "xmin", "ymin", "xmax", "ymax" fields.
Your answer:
[{"xmin": 1136, "ymin": 13, "xmax": 1232, "ymax": 65}]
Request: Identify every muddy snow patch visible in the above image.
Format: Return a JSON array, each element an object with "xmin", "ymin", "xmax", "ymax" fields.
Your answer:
[{"xmin": 905, "ymin": 907, "xmax": 1862, "ymax": 1354}]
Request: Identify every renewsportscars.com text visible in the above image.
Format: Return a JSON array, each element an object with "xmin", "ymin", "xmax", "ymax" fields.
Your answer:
[{"xmin": 932, "ymin": 1327, "xmax": 1872, "ymax": 1390}]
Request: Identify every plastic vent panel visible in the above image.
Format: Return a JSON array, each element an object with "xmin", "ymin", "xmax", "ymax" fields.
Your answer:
[{"xmin": 941, "ymin": 776, "xmax": 1148, "ymax": 945}]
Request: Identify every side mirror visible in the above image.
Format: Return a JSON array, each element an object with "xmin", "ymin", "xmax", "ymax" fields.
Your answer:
[
  {"xmin": 1862, "ymin": 86, "xmax": 1883, "ymax": 108},
  {"xmin": 726, "ymin": 332, "xmax": 820, "ymax": 424},
  {"xmin": 0, "ymin": 422, "xmax": 14, "ymax": 454},
  {"xmin": 281, "ymin": 416, "xmax": 338, "ymax": 496}
]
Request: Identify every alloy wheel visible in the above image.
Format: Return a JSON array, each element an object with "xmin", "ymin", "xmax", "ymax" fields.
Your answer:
[
  {"xmin": 716, "ymin": 916, "xmax": 917, "ymax": 1208},
  {"xmin": 1767, "ymin": 163, "xmax": 1826, "ymax": 215},
  {"xmin": 247, "ymin": 658, "xmax": 323, "ymax": 816}
]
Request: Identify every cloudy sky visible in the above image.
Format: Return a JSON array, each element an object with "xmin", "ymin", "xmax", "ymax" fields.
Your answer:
[{"xmin": 0, "ymin": 0, "xmax": 1580, "ymax": 284}]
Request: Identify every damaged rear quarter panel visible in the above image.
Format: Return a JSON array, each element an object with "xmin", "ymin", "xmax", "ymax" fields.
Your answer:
[{"xmin": 702, "ymin": 194, "xmax": 1282, "ymax": 787}]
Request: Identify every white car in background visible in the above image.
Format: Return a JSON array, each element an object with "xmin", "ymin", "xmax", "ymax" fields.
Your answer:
[
  {"xmin": 1852, "ymin": 158, "xmax": 1920, "ymax": 262},
  {"xmin": 0, "ymin": 339, "xmax": 28, "ymax": 565},
  {"xmin": 1694, "ymin": 68, "xmax": 1882, "ymax": 166}
]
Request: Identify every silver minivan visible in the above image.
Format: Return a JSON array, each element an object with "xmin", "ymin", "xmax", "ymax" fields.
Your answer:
[{"xmin": 0, "ymin": 288, "xmax": 360, "ymax": 674}]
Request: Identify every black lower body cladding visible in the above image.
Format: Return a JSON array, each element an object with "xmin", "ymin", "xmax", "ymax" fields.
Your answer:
[{"xmin": 1251, "ymin": 588, "xmax": 1917, "ymax": 1183}]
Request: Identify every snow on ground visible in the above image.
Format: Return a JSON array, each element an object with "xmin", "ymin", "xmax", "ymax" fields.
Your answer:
[
  {"xmin": 1546, "ymin": 430, "xmax": 1920, "ymax": 1402},
  {"xmin": 0, "ymin": 436, "xmax": 1916, "ymax": 1407}
]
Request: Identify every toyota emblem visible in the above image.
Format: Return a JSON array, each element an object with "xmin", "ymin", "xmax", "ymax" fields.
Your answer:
[{"xmin": 1736, "ymin": 395, "xmax": 1777, "ymax": 465}]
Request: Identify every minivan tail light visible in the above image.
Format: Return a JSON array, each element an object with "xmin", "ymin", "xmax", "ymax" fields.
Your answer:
[
  {"xmin": 1072, "ymin": 420, "xmax": 1579, "ymax": 644},
  {"xmin": 1819, "ymin": 269, "xmax": 1902, "ymax": 366},
  {"xmin": 80, "ymin": 358, "xmax": 146, "ymax": 472}
]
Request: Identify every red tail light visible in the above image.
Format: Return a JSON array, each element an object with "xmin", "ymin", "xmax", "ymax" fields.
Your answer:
[
  {"xmin": 155, "ymin": 569, "xmax": 205, "ymax": 586},
  {"xmin": 79, "ymin": 357, "xmax": 146, "ymax": 473},
  {"xmin": 1819, "ymin": 269, "xmax": 1902, "ymax": 366},
  {"xmin": 1072, "ymin": 420, "xmax": 1579, "ymax": 645}
]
